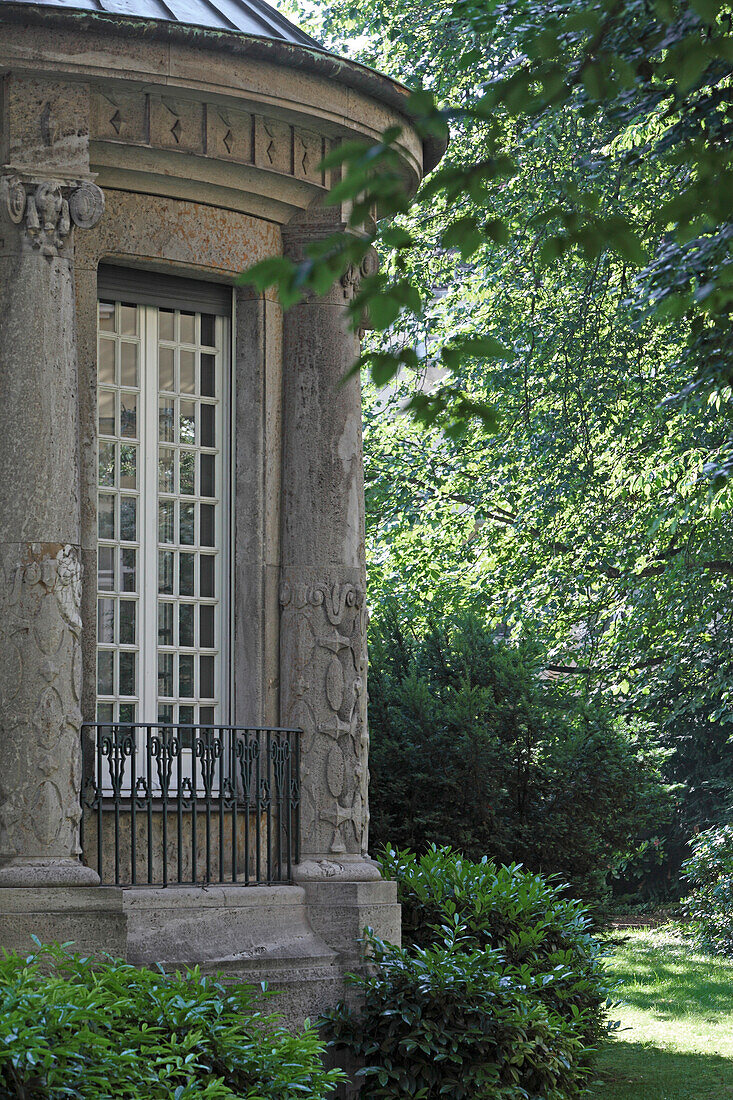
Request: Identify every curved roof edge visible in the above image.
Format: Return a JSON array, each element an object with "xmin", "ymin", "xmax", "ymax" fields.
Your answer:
[{"xmin": 0, "ymin": 2, "xmax": 447, "ymax": 174}]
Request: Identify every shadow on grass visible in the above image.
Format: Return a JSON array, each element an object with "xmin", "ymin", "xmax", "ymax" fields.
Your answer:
[
  {"xmin": 606, "ymin": 937, "xmax": 733, "ymax": 1018},
  {"xmin": 589, "ymin": 1040, "xmax": 733, "ymax": 1100}
]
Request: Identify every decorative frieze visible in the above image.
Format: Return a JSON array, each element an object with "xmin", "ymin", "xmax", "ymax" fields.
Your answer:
[
  {"xmin": 1, "ymin": 176, "xmax": 105, "ymax": 256},
  {"xmin": 91, "ymin": 90, "xmax": 328, "ymax": 188}
]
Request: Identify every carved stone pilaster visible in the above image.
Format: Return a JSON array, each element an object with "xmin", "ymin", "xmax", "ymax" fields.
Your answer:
[
  {"xmin": 0, "ymin": 545, "xmax": 97, "ymax": 886},
  {"xmin": 1, "ymin": 176, "xmax": 104, "ymax": 256},
  {"xmin": 281, "ymin": 218, "xmax": 380, "ymax": 882},
  {"xmin": 0, "ymin": 163, "xmax": 104, "ymax": 886},
  {"xmin": 280, "ymin": 580, "xmax": 369, "ymax": 863}
]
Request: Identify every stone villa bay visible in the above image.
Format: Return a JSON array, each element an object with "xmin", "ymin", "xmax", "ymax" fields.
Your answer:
[{"xmin": 0, "ymin": 0, "xmax": 440, "ymax": 1020}]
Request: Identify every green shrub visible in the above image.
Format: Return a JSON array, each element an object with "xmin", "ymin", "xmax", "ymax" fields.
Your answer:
[
  {"xmin": 322, "ymin": 929, "xmax": 595, "ymax": 1100},
  {"xmin": 683, "ymin": 824, "xmax": 733, "ymax": 955},
  {"xmin": 368, "ymin": 610, "xmax": 671, "ymax": 905},
  {"xmin": 0, "ymin": 941, "xmax": 342, "ymax": 1100},
  {"xmin": 321, "ymin": 848, "xmax": 615, "ymax": 1099},
  {"xmin": 380, "ymin": 845, "xmax": 612, "ymax": 1045}
]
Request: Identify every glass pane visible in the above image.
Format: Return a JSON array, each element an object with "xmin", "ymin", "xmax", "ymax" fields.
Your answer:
[
  {"xmin": 180, "ymin": 400, "xmax": 196, "ymax": 445},
  {"xmin": 97, "ymin": 650, "xmax": 114, "ymax": 696},
  {"xmin": 99, "ymin": 442, "xmax": 115, "ymax": 487},
  {"xmin": 200, "ymin": 354, "xmax": 215, "ymax": 397},
  {"xmin": 180, "ymin": 350, "xmax": 196, "ymax": 394},
  {"xmin": 179, "ymin": 705, "xmax": 194, "ymax": 744},
  {"xmin": 99, "ymin": 301, "xmax": 115, "ymax": 333},
  {"xmin": 180, "ymin": 312, "xmax": 195, "ymax": 344},
  {"xmin": 179, "ymin": 704, "xmax": 193, "ymax": 748},
  {"xmin": 200, "ymin": 454, "xmax": 215, "ymax": 498},
  {"xmin": 158, "ymin": 704, "xmax": 173, "ymax": 724},
  {"xmin": 98, "ymin": 494, "xmax": 115, "ymax": 540},
  {"xmin": 159, "ymin": 447, "xmax": 174, "ymax": 494},
  {"xmin": 159, "ymin": 398, "xmax": 174, "ymax": 443},
  {"xmin": 200, "ymin": 504, "xmax": 215, "ymax": 547},
  {"xmin": 199, "ymin": 706, "xmax": 215, "ymax": 726},
  {"xmin": 97, "ymin": 598, "xmax": 115, "ymax": 644},
  {"xmin": 200, "ymin": 555, "xmax": 214, "ymax": 598},
  {"xmin": 97, "ymin": 701, "xmax": 114, "ymax": 723},
  {"xmin": 97, "ymin": 546, "xmax": 115, "ymax": 591},
  {"xmin": 159, "ymin": 346, "xmax": 175, "ymax": 391},
  {"xmin": 119, "ymin": 600, "xmax": 136, "ymax": 645},
  {"xmin": 200, "ymin": 313, "xmax": 216, "ymax": 346},
  {"xmin": 119, "ymin": 702, "xmax": 136, "ymax": 725},
  {"xmin": 120, "ymin": 342, "xmax": 138, "ymax": 388},
  {"xmin": 200, "ymin": 656, "xmax": 215, "ymax": 699},
  {"xmin": 119, "ymin": 651, "xmax": 135, "ymax": 696},
  {"xmin": 200, "ymin": 404, "xmax": 215, "ymax": 448},
  {"xmin": 98, "ymin": 390, "xmax": 115, "ymax": 436},
  {"xmin": 158, "ymin": 652, "xmax": 173, "ymax": 697},
  {"xmin": 179, "ymin": 603, "xmax": 194, "ymax": 647},
  {"xmin": 121, "ymin": 548, "xmax": 137, "ymax": 593},
  {"xmin": 179, "ymin": 654, "xmax": 195, "ymax": 698},
  {"xmin": 180, "ymin": 450, "xmax": 195, "ymax": 495},
  {"xmin": 159, "ymin": 500, "xmax": 174, "ymax": 544},
  {"xmin": 200, "ymin": 605, "xmax": 214, "ymax": 648},
  {"xmin": 179, "ymin": 553, "xmax": 195, "ymax": 596},
  {"xmin": 159, "ymin": 309, "xmax": 175, "ymax": 342},
  {"xmin": 158, "ymin": 550, "xmax": 174, "ymax": 594},
  {"xmin": 120, "ymin": 496, "xmax": 137, "ymax": 542},
  {"xmin": 180, "ymin": 502, "xmax": 195, "ymax": 545},
  {"xmin": 99, "ymin": 338, "xmax": 116, "ymax": 385},
  {"xmin": 120, "ymin": 392, "xmax": 137, "ymax": 439},
  {"xmin": 120, "ymin": 303, "xmax": 137, "ymax": 336},
  {"xmin": 158, "ymin": 601, "xmax": 173, "ymax": 646},
  {"xmin": 120, "ymin": 445, "xmax": 137, "ymax": 490}
]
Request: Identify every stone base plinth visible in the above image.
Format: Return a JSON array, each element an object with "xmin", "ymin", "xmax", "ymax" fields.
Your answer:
[
  {"xmin": 302, "ymin": 878, "xmax": 401, "ymax": 970},
  {"xmin": 0, "ymin": 887, "xmax": 127, "ymax": 958},
  {"xmin": 0, "ymin": 858, "xmax": 100, "ymax": 888}
]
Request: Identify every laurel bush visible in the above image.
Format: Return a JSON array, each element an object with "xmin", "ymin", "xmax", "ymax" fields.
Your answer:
[{"xmin": 0, "ymin": 941, "xmax": 342, "ymax": 1100}]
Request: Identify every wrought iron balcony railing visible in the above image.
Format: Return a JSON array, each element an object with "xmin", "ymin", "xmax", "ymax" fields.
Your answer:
[{"xmin": 80, "ymin": 724, "xmax": 300, "ymax": 887}]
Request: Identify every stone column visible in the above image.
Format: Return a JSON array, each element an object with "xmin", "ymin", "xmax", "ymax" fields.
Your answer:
[
  {"xmin": 280, "ymin": 218, "xmax": 381, "ymax": 882},
  {"xmin": 0, "ymin": 78, "xmax": 105, "ymax": 886}
]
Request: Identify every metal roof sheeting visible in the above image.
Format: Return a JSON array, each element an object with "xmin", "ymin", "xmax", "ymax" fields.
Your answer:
[{"xmin": 0, "ymin": 0, "xmax": 320, "ymax": 45}]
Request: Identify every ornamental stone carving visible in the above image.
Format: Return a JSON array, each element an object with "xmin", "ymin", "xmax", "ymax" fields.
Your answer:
[
  {"xmin": 1, "ymin": 176, "xmax": 105, "ymax": 255},
  {"xmin": 340, "ymin": 249, "xmax": 379, "ymax": 300},
  {"xmin": 0, "ymin": 544, "xmax": 96, "ymax": 885},
  {"xmin": 280, "ymin": 580, "xmax": 370, "ymax": 859}
]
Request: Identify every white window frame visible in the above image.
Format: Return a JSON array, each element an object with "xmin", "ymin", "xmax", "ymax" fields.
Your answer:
[{"xmin": 96, "ymin": 295, "xmax": 233, "ymax": 754}]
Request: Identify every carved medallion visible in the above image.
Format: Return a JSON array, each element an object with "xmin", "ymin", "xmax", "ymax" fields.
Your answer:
[
  {"xmin": 4, "ymin": 177, "xmax": 26, "ymax": 224},
  {"xmin": 69, "ymin": 182, "xmax": 105, "ymax": 229}
]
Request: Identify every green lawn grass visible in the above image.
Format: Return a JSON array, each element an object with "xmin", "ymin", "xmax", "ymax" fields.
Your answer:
[{"xmin": 587, "ymin": 928, "xmax": 733, "ymax": 1099}]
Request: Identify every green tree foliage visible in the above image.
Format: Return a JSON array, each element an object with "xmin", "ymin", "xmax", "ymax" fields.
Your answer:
[
  {"xmin": 268, "ymin": 0, "xmax": 733, "ymax": 883},
  {"xmin": 0, "ymin": 943, "xmax": 342, "ymax": 1099},
  {"xmin": 367, "ymin": 611, "xmax": 671, "ymax": 903}
]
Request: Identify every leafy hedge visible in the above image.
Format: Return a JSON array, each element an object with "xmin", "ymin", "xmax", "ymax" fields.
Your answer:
[
  {"xmin": 683, "ymin": 824, "xmax": 733, "ymax": 956},
  {"xmin": 321, "ymin": 847, "xmax": 615, "ymax": 1099},
  {"xmin": 0, "ymin": 942, "xmax": 342, "ymax": 1100}
]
